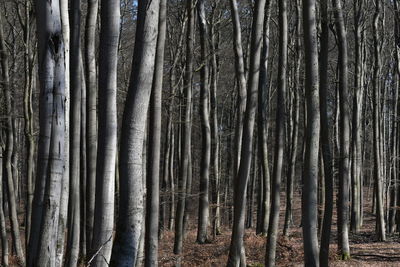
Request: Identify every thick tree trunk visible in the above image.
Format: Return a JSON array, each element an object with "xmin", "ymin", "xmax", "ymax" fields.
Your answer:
[
  {"xmin": 266, "ymin": 1, "xmax": 287, "ymax": 266},
  {"xmin": 29, "ymin": 0, "xmax": 66, "ymax": 265},
  {"xmin": 144, "ymin": 0, "xmax": 166, "ymax": 265},
  {"xmin": 90, "ymin": 0, "xmax": 120, "ymax": 265},
  {"xmin": 227, "ymin": 0, "xmax": 266, "ymax": 265},
  {"xmin": 110, "ymin": 0, "xmax": 160, "ymax": 265}
]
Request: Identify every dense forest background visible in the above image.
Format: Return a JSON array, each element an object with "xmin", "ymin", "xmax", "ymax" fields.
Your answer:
[{"xmin": 0, "ymin": 0, "xmax": 400, "ymax": 266}]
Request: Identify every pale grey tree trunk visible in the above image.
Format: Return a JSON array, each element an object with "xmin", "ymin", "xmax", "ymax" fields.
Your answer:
[
  {"xmin": 230, "ymin": 0, "xmax": 247, "ymax": 176},
  {"xmin": 144, "ymin": 0, "xmax": 166, "ymax": 265},
  {"xmin": 0, "ymin": 10, "xmax": 25, "ymax": 266},
  {"xmin": 90, "ymin": 0, "xmax": 120, "ymax": 265},
  {"xmin": 227, "ymin": 0, "xmax": 266, "ymax": 265},
  {"xmin": 372, "ymin": 0, "xmax": 386, "ymax": 242},
  {"xmin": 266, "ymin": 0, "xmax": 287, "ymax": 265},
  {"xmin": 197, "ymin": 0, "xmax": 211, "ymax": 244},
  {"xmin": 301, "ymin": 0, "xmax": 320, "ymax": 265},
  {"xmin": 110, "ymin": 0, "xmax": 160, "ymax": 265},
  {"xmin": 85, "ymin": 0, "xmax": 98, "ymax": 251},
  {"xmin": 66, "ymin": 0, "xmax": 82, "ymax": 265},
  {"xmin": 256, "ymin": 2, "xmax": 271, "ymax": 236},
  {"xmin": 56, "ymin": 0, "xmax": 70, "ymax": 264},
  {"xmin": 30, "ymin": 0, "xmax": 66, "ymax": 265}
]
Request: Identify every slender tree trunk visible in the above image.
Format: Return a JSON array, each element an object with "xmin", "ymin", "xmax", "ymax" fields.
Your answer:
[
  {"xmin": 65, "ymin": 0, "xmax": 82, "ymax": 264},
  {"xmin": 174, "ymin": 0, "xmax": 194, "ymax": 257},
  {"xmin": 90, "ymin": 0, "xmax": 120, "ymax": 265},
  {"xmin": 266, "ymin": 0, "xmax": 287, "ymax": 266},
  {"xmin": 144, "ymin": 0, "xmax": 166, "ymax": 265},
  {"xmin": 85, "ymin": 0, "xmax": 98, "ymax": 250},
  {"xmin": 372, "ymin": 0, "xmax": 386, "ymax": 242},
  {"xmin": 56, "ymin": 0, "xmax": 70, "ymax": 264},
  {"xmin": 110, "ymin": 0, "xmax": 160, "ymax": 265},
  {"xmin": 256, "ymin": 0, "xmax": 271, "ymax": 236},
  {"xmin": 230, "ymin": 0, "xmax": 248, "ymax": 176},
  {"xmin": 301, "ymin": 0, "xmax": 320, "ymax": 265},
  {"xmin": 227, "ymin": 0, "xmax": 266, "ymax": 265},
  {"xmin": 196, "ymin": 0, "xmax": 211, "ymax": 244},
  {"xmin": 319, "ymin": 0, "xmax": 333, "ymax": 265},
  {"xmin": 284, "ymin": 2, "xmax": 301, "ymax": 236},
  {"xmin": 0, "ymin": 141, "xmax": 9, "ymax": 267},
  {"xmin": 0, "ymin": 11, "xmax": 25, "ymax": 266}
]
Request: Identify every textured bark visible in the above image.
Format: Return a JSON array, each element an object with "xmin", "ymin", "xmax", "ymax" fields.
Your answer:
[
  {"xmin": 256, "ymin": 2, "xmax": 271, "ymax": 236},
  {"xmin": 65, "ymin": 0, "xmax": 82, "ymax": 265},
  {"xmin": 174, "ymin": 0, "xmax": 194, "ymax": 256},
  {"xmin": 266, "ymin": 0, "xmax": 287, "ymax": 265},
  {"xmin": 110, "ymin": 0, "xmax": 159, "ymax": 265},
  {"xmin": 332, "ymin": 0, "xmax": 351, "ymax": 259},
  {"xmin": 85, "ymin": 0, "xmax": 98, "ymax": 250},
  {"xmin": 90, "ymin": 0, "xmax": 119, "ymax": 265},
  {"xmin": 227, "ymin": 0, "xmax": 266, "ymax": 265},
  {"xmin": 0, "ymin": 10, "xmax": 25, "ymax": 266},
  {"xmin": 196, "ymin": 0, "xmax": 211, "ymax": 244},
  {"xmin": 372, "ymin": 0, "xmax": 386, "ymax": 242},
  {"xmin": 301, "ymin": 0, "xmax": 320, "ymax": 265},
  {"xmin": 144, "ymin": 0, "xmax": 166, "ymax": 265},
  {"xmin": 29, "ymin": 0, "xmax": 66, "ymax": 265},
  {"xmin": 319, "ymin": 0, "xmax": 333, "ymax": 265},
  {"xmin": 230, "ymin": 0, "xmax": 247, "ymax": 176},
  {"xmin": 55, "ymin": 0, "xmax": 70, "ymax": 264}
]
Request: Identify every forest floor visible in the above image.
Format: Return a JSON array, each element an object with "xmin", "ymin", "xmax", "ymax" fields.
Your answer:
[{"xmin": 159, "ymin": 192, "xmax": 400, "ymax": 266}]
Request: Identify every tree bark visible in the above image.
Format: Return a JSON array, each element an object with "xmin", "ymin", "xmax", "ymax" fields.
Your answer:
[
  {"xmin": 227, "ymin": 0, "xmax": 266, "ymax": 265},
  {"xmin": 90, "ymin": 0, "xmax": 120, "ymax": 265},
  {"xmin": 110, "ymin": 0, "xmax": 160, "ymax": 265},
  {"xmin": 144, "ymin": 0, "xmax": 166, "ymax": 265}
]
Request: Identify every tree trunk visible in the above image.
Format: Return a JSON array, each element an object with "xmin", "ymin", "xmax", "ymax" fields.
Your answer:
[
  {"xmin": 144, "ymin": 0, "xmax": 166, "ymax": 265},
  {"xmin": 0, "ymin": 10, "xmax": 25, "ymax": 265},
  {"xmin": 65, "ymin": 0, "xmax": 82, "ymax": 264},
  {"xmin": 372, "ymin": 0, "xmax": 386, "ymax": 242},
  {"xmin": 319, "ymin": 0, "xmax": 334, "ymax": 265},
  {"xmin": 0, "ymin": 140, "xmax": 9, "ymax": 267},
  {"xmin": 256, "ymin": 0, "xmax": 271, "ymax": 236},
  {"xmin": 110, "ymin": 0, "xmax": 160, "ymax": 265},
  {"xmin": 85, "ymin": 0, "xmax": 98, "ymax": 250},
  {"xmin": 196, "ymin": 0, "xmax": 211, "ymax": 244},
  {"xmin": 90, "ymin": 0, "xmax": 120, "ymax": 265},
  {"xmin": 227, "ymin": 0, "xmax": 266, "ymax": 265},
  {"xmin": 174, "ymin": 0, "xmax": 194, "ymax": 257},
  {"xmin": 266, "ymin": 0, "xmax": 287, "ymax": 265}
]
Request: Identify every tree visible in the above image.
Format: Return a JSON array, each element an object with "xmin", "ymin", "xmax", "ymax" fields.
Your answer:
[
  {"xmin": 144, "ymin": 0, "xmax": 167, "ymax": 265},
  {"xmin": 301, "ymin": 0, "xmax": 320, "ymax": 265},
  {"xmin": 90, "ymin": 0, "xmax": 120, "ymax": 265},
  {"xmin": 227, "ymin": 0, "xmax": 266, "ymax": 265},
  {"xmin": 196, "ymin": 0, "xmax": 211, "ymax": 244},
  {"xmin": 266, "ymin": 0, "xmax": 287, "ymax": 265},
  {"xmin": 110, "ymin": 0, "xmax": 160, "ymax": 265}
]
